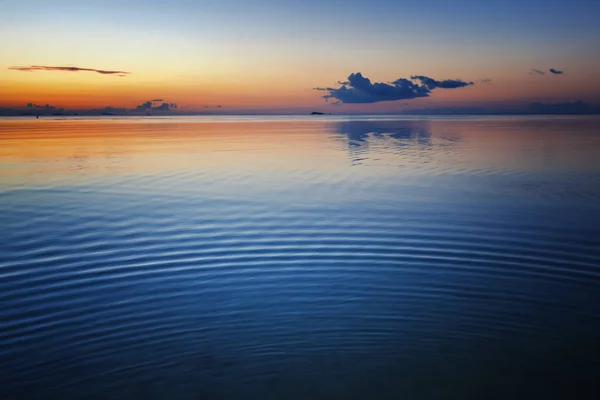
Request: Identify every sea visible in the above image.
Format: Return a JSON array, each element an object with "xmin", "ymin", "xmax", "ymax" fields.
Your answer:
[{"xmin": 1, "ymin": 115, "xmax": 599, "ymax": 399}]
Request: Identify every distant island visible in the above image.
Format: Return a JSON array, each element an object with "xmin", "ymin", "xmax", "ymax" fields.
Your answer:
[
  {"xmin": 527, "ymin": 101, "xmax": 600, "ymax": 115},
  {"xmin": 1, "ymin": 102, "xmax": 599, "ymax": 117},
  {"xmin": 401, "ymin": 101, "xmax": 600, "ymax": 116}
]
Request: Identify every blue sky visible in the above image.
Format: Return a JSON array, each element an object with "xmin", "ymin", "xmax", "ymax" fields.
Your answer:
[{"xmin": 1, "ymin": 0, "xmax": 599, "ymax": 112}]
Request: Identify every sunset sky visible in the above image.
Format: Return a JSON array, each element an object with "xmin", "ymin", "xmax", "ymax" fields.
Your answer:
[{"xmin": 1, "ymin": 0, "xmax": 599, "ymax": 113}]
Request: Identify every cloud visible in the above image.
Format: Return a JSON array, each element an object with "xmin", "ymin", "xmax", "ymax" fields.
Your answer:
[
  {"xmin": 315, "ymin": 72, "xmax": 473, "ymax": 104},
  {"xmin": 529, "ymin": 68, "xmax": 564, "ymax": 76},
  {"xmin": 479, "ymin": 78, "xmax": 492, "ymax": 83},
  {"xmin": 136, "ymin": 100, "xmax": 177, "ymax": 111},
  {"xmin": 149, "ymin": 98, "xmax": 164, "ymax": 102},
  {"xmin": 529, "ymin": 69, "xmax": 546, "ymax": 75},
  {"xmin": 136, "ymin": 101, "xmax": 153, "ymax": 111},
  {"xmin": 153, "ymin": 103, "xmax": 171, "ymax": 111},
  {"xmin": 26, "ymin": 102, "xmax": 55, "ymax": 110},
  {"xmin": 9, "ymin": 65, "xmax": 130, "ymax": 76},
  {"xmin": 410, "ymin": 75, "xmax": 473, "ymax": 89}
]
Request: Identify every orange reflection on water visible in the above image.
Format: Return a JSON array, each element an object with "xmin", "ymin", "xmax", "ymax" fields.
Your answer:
[
  {"xmin": 0, "ymin": 118, "xmax": 347, "ymax": 187},
  {"xmin": 1, "ymin": 116, "xmax": 599, "ymax": 190}
]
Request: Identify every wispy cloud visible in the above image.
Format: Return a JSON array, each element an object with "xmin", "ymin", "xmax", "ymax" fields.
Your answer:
[
  {"xmin": 479, "ymin": 78, "xmax": 492, "ymax": 83},
  {"xmin": 9, "ymin": 65, "xmax": 130, "ymax": 76},
  {"xmin": 529, "ymin": 68, "xmax": 546, "ymax": 75},
  {"xmin": 410, "ymin": 75, "xmax": 473, "ymax": 89},
  {"xmin": 529, "ymin": 68, "xmax": 565, "ymax": 76},
  {"xmin": 315, "ymin": 72, "xmax": 473, "ymax": 104}
]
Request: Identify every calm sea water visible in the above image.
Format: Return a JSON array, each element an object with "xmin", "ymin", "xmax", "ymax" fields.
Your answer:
[{"xmin": 1, "ymin": 116, "xmax": 599, "ymax": 399}]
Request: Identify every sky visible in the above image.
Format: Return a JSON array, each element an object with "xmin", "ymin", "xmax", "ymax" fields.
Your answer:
[{"xmin": 1, "ymin": 0, "xmax": 599, "ymax": 113}]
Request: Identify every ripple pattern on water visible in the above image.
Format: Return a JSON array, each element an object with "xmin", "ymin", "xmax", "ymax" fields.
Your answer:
[{"xmin": 1, "ymin": 116, "xmax": 600, "ymax": 399}]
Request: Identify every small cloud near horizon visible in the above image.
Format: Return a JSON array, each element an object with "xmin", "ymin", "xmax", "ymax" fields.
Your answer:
[
  {"xmin": 27, "ymin": 102, "xmax": 56, "ymax": 110},
  {"xmin": 315, "ymin": 72, "xmax": 473, "ymax": 104},
  {"xmin": 9, "ymin": 65, "xmax": 130, "ymax": 76},
  {"xmin": 529, "ymin": 69, "xmax": 546, "ymax": 75},
  {"xmin": 136, "ymin": 100, "xmax": 177, "ymax": 111},
  {"xmin": 529, "ymin": 68, "xmax": 564, "ymax": 76}
]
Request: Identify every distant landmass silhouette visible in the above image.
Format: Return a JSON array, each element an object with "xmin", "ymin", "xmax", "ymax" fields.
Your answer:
[
  {"xmin": 528, "ymin": 101, "xmax": 600, "ymax": 114},
  {"xmin": 1, "ymin": 102, "xmax": 599, "ymax": 117}
]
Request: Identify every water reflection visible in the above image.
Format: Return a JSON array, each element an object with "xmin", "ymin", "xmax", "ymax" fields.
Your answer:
[
  {"xmin": 334, "ymin": 120, "xmax": 435, "ymax": 166},
  {"xmin": 335, "ymin": 120, "xmax": 432, "ymax": 146}
]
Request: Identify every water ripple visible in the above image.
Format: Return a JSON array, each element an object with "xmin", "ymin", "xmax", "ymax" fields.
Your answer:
[{"xmin": 1, "ymin": 117, "xmax": 600, "ymax": 399}]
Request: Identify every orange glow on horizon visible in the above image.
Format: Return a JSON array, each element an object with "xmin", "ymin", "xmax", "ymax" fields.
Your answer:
[{"xmin": 2, "ymin": 63, "xmax": 600, "ymax": 111}]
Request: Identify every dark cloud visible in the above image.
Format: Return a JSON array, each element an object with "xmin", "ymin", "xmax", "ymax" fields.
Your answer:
[
  {"xmin": 549, "ymin": 68, "xmax": 564, "ymax": 75},
  {"xmin": 315, "ymin": 72, "xmax": 473, "ymax": 104},
  {"xmin": 529, "ymin": 69, "xmax": 546, "ymax": 75},
  {"xmin": 149, "ymin": 98, "xmax": 164, "ymax": 102},
  {"xmin": 153, "ymin": 103, "xmax": 171, "ymax": 111},
  {"xmin": 9, "ymin": 65, "xmax": 130, "ymax": 76},
  {"xmin": 480, "ymin": 78, "xmax": 492, "ymax": 83},
  {"xmin": 315, "ymin": 73, "xmax": 428, "ymax": 104},
  {"xmin": 410, "ymin": 75, "xmax": 473, "ymax": 89},
  {"xmin": 136, "ymin": 101, "xmax": 153, "ymax": 111},
  {"xmin": 136, "ymin": 100, "xmax": 177, "ymax": 112},
  {"xmin": 26, "ymin": 103, "xmax": 55, "ymax": 110}
]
